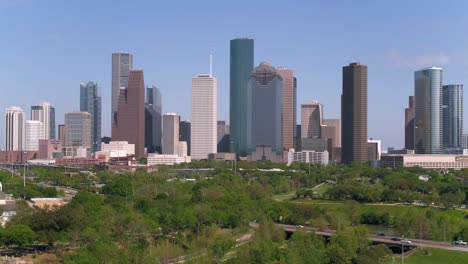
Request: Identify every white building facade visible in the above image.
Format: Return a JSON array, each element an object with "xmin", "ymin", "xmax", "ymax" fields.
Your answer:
[
  {"xmin": 25, "ymin": 120, "xmax": 44, "ymax": 151},
  {"xmin": 287, "ymin": 149, "xmax": 329, "ymax": 166},
  {"xmin": 31, "ymin": 102, "xmax": 55, "ymax": 139},
  {"xmin": 191, "ymin": 74, "xmax": 217, "ymax": 160},
  {"xmin": 5, "ymin": 106, "xmax": 26, "ymax": 151}
]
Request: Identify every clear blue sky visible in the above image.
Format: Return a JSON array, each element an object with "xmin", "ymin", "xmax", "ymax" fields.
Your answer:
[{"xmin": 1, "ymin": 0, "xmax": 468, "ymax": 149}]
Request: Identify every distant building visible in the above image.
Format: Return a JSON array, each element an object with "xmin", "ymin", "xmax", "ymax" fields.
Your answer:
[
  {"xmin": 191, "ymin": 74, "xmax": 217, "ymax": 160},
  {"xmin": 112, "ymin": 52, "xmax": 133, "ymax": 129},
  {"xmin": 230, "ymin": 38, "xmax": 254, "ymax": 156},
  {"xmin": 342, "ymin": 62, "xmax": 368, "ymax": 164},
  {"xmin": 208, "ymin": 153, "xmax": 236, "ymax": 162},
  {"xmin": 100, "ymin": 141, "xmax": 135, "ymax": 157},
  {"xmin": 277, "ymin": 67, "xmax": 295, "ymax": 154},
  {"xmin": 145, "ymin": 86, "xmax": 162, "ymax": 153},
  {"xmin": 287, "ymin": 149, "xmax": 329, "ymax": 166},
  {"xmin": 380, "ymin": 154, "xmax": 468, "ymax": 170},
  {"xmin": 0, "ymin": 151, "xmax": 38, "ymax": 163},
  {"xmin": 80, "ymin": 81, "xmax": 102, "ymax": 153},
  {"xmin": 38, "ymin": 139, "xmax": 62, "ymax": 159},
  {"xmin": 64, "ymin": 111, "xmax": 91, "ymax": 156},
  {"xmin": 301, "ymin": 102, "xmax": 323, "ymax": 139},
  {"xmin": 58, "ymin": 124, "xmax": 65, "ymax": 146},
  {"xmin": 179, "ymin": 120, "xmax": 191, "ymax": 155},
  {"xmin": 414, "ymin": 67, "xmax": 443, "ymax": 154},
  {"xmin": 5, "ymin": 106, "xmax": 25, "ymax": 151},
  {"xmin": 463, "ymin": 133, "xmax": 468, "ymax": 148},
  {"xmin": 367, "ymin": 139, "xmax": 381, "ymax": 161},
  {"xmin": 163, "ymin": 113, "xmax": 180, "ymax": 155},
  {"xmin": 147, "ymin": 153, "xmax": 191, "ymax": 165},
  {"xmin": 31, "ymin": 102, "xmax": 55, "ymax": 139},
  {"xmin": 217, "ymin": 121, "xmax": 230, "ymax": 153},
  {"xmin": 247, "ymin": 145, "xmax": 283, "ymax": 162},
  {"xmin": 442, "ymin": 84, "xmax": 463, "ymax": 151},
  {"xmin": 25, "ymin": 120, "xmax": 44, "ymax": 151},
  {"xmin": 112, "ymin": 70, "xmax": 146, "ymax": 157},
  {"xmin": 176, "ymin": 141, "xmax": 188, "ymax": 158},
  {"xmin": 405, "ymin": 96, "xmax": 415, "ymax": 150}
]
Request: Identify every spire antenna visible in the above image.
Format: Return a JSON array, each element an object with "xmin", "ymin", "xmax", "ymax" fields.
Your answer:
[{"xmin": 210, "ymin": 51, "xmax": 213, "ymax": 76}]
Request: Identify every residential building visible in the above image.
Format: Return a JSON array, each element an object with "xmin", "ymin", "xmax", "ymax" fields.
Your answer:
[
  {"xmin": 112, "ymin": 70, "xmax": 145, "ymax": 157},
  {"xmin": 230, "ymin": 38, "xmax": 254, "ymax": 156},
  {"xmin": 112, "ymin": 52, "xmax": 133, "ymax": 129},
  {"xmin": 31, "ymin": 102, "xmax": 55, "ymax": 139},
  {"xmin": 287, "ymin": 149, "xmax": 329, "ymax": 166},
  {"xmin": 246, "ymin": 62, "xmax": 283, "ymax": 157},
  {"xmin": 25, "ymin": 120, "xmax": 44, "ymax": 151},
  {"xmin": 414, "ymin": 67, "xmax": 443, "ymax": 154},
  {"xmin": 442, "ymin": 84, "xmax": 463, "ymax": 151},
  {"xmin": 5, "ymin": 106, "xmax": 25, "ymax": 151},
  {"xmin": 162, "ymin": 113, "xmax": 180, "ymax": 155},
  {"xmin": 80, "ymin": 81, "xmax": 102, "ymax": 153},
  {"xmin": 341, "ymin": 62, "xmax": 368, "ymax": 164},
  {"xmin": 191, "ymin": 74, "xmax": 217, "ymax": 160},
  {"xmin": 405, "ymin": 96, "xmax": 415, "ymax": 149}
]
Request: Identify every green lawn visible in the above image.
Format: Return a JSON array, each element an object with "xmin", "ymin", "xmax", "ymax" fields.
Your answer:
[{"xmin": 399, "ymin": 248, "xmax": 468, "ymax": 264}]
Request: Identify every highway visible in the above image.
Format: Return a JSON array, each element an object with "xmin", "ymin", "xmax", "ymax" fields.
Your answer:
[{"xmin": 249, "ymin": 223, "xmax": 468, "ymax": 253}]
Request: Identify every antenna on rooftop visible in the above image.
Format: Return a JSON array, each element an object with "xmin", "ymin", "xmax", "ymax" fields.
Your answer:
[{"xmin": 210, "ymin": 51, "xmax": 213, "ymax": 76}]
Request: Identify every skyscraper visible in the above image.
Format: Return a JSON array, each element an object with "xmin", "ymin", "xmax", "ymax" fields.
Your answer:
[
  {"xmin": 80, "ymin": 81, "xmax": 102, "ymax": 153},
  {"xmin": 25, "ymin": 120, "xmax": 44, "ymax": 151},
  {"xmin": 191, "ymin": 74, "xmax": 217, "ymax": 160},
  {"xmin": 230, "ymin": 38, "xmax": 254, "ymax": 156},
  {"xmin": 58, "ymin": 124, "xmax": 65, "ymax": 147},
  {"xmin": 443, "ymin": 84, "xmax": 463, "ymax": 150},
  {"xmin": 5, "ymin": 106, "xmax": 25, "ymax": 151},
  {"xmin": 246, "ymin": 62, "xmax": 283, "ymax": 156},
  {"xmin": 301, "ymin": 102, "xmax": 323, "ymax": 139},
  {"xmin": 31, "ymin": 102, "xmax": 55, "ymax": 139},
  {"xmin": 217, "ymin": 121, "xmax": 230, "ymax": 153},
  {"xmin": 145, "ymin": 86, "xmax": 162, "ymax": 153},
  {"xmin": 405, "ymin": 96, "xmax": 415, "ymax": 150},
  {"xmin": 64, "ymin": 111, "xmax": 91, "ymax": 149},
  {"xmin": 112, "ymin": 70, "xmax": 146, "ymax": 157},
  {"xmin": 341, "ymin": 62, "xmax": 368, "ymax": 164},
  {"xmin": 414, "ymin": 67, "xmax": 443, "ymax": 154},
  {"xmin": 112, "ymin": 53, "xmax": 133, "ymax": 129},
  {"xmin": 322, "ymin": 119, "xmax": 341, "ymax": 148},
  {"xmin": 163, "ymin": 113, "xmax": 180, "ymax": 155},
  {"xmin": 277, "ymin": 67, "xmax": 295, "ymax": 154},
  {"xmin": 179, "ymin": 120, "xmax": 191, "ymax": 155}
]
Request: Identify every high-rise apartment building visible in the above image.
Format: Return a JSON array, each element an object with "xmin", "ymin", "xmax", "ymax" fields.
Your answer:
[
  {"xmin": 191, "ymin": 74, "xmax": 217, "ymax": 160},
  {"xmin": 112, "ymin": 70, "xmax": 145, "ymax": 157},
  {"xmin": 112, "ymin": 52, "xmax": 133, "ymax": 129},
  {"xmin": 341, "ymin": 62, "xmax": 368, "ymax": 164},
  {"xmin": 277, "ymin": 67, "xmax": 295, "ymax": 154},
  {"xmin": 301, "ymin": 102, "xmax": 323, "ymax": 139},
  {"xmin": 443, "ymin": 84, "xmax": 463, "ymax": 150},
  {"xmin": 414, "ymin": 67, "xmax": 443, "ymax": 154},
  {"xmin": 5, "ymin": 106, "xmax": 25, "ymax": 151},
  {"xmin": 405, "ymin": 96, "xmax": 415, "ymax": 150},
  {"xmin": 230, "ymin": 38, "xmax": 254, "ymax": 156},
  {"xmin": 246, "ymin": 62, "xmax": 283, "ymax": 157},
  {"xmin": 145, "ymin": 86, "xmax": 162, "ymax": 153},
  {"xmin": 163, "ymin": 113, "xmax": 180, "ymax": 155},
  {"xmin": 80, "ymin": 81, "xmax": 102, "ymax": 153},
  {"xmin": 31, "ymin": 102, "xmax": 55, "ymax": 139},
  {"xmin": 179, "ymin": 120, "xmax": 191, "ymax": 155},
  {"xmin": 64, "ymin": 111, "xmax": 91, "ymax": 149},
  {"xmin": 25, "ymin": 120, "xmax": 44, "ymax": 151}
]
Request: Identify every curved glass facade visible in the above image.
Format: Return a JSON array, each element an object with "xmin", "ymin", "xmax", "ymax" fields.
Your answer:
[{"xmin": 414, "ymin": 67, "xmax": 443, "ymax": 154}]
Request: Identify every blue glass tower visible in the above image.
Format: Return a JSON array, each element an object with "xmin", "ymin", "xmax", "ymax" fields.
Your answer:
[
  {"xmin": 80, "ymin": 81, "xmax": 102, "ymax": 153},
  {"xmin": 443, "ymin": 84, "xmax": 463, "ymax": 151}
]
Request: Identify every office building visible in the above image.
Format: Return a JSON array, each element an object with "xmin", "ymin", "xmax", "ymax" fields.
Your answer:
[
  {"xmin": 176, "ymin": 141, "xmax": 188, "ymax": 158},
  {"xmin": 80, "ymin": 81, "xmax": 102, "ymax": 153},
  {"xmin": 301, "ymin": 102, "xmax": 323, "ymax": 139},
  {"xmin": 414, "ymin": 67, "xmax": 443, "ymax": 154},
  {"xmin": 145, "ymin": 86, "xmax": 162, "ymax": 153},
  {"xmin": 367, "ymin": 139, "xmax": 381, "ymax": 161},
  {"xmin": 230, "ymin": 38, "xmax": 254, "ymax": 156},
  {"xmin": 380, "ymin": 154, "xmax": 468, "ymax": 170},
  {"xmin": 191, "ymin": 74, "xmax": 217, "ymax": 160},
  {"xmin": 64, "ymin": 111, "xmax": 91, "ymax": 156},
  {"xmin": 38, "ymin": 139, "xmax": 62, "ymax": 159},
  {"xmin": 277, "ymin": 67, "xmax": 295, "ymax": 154},
  {"xmin": 112, "ymin": 52, "xmax": 133, "ymax": 129},
  {"xmin": 463, "ymin": 133, "xmax": 468, "ymax": 148},
  {"xmin": 442, "ymin": 84, "xmax": 463, "ymax": 150},
  {"xmin": 217, "ymin": 121, "xmax": 230, "ymax": 153},
  {"xmin": 31, "ymin": 102, "xmax": 55, "ymax": 139},
  {"xmin": 25, "ymin": 120, "xmax": 44, "ymax": 151},
  {"xmin": 322, "ymin": 119, "xmax": 341, "ymax": 148},
  {"xmin": 4, "ymin": 106, "xmax": 25, "ymax": 151},
  {"xmin": 58, "ymin": 124, "xmax": 65, "ymax": 147},
  {"xmin": 246, "ymin": 62, "xmax": 283, "ymax": 158},
  {"xmin": 405, "ymin": 96, "xmax": 415, "ymax": 150},
  {"xmin": 100, "ymin": 141, "xmax": 135, "ymax": 158},
  {"xmin": 179, "ymin": 120, "xmax": 191, "ymax": 155},
  {"xmin": 162, "ymin": 113, "xmax": 180, "ymax": 155},
  {"xmin": 112, "ymin": 70, "xmax": 146, "ymax": 157},
  {"xmin": 147, "ymin": 153, "xmax": 191, "ymax": 166},
  {"xmin": 341, "ymin": 62, "xmax": 368, "ymax": 164}
]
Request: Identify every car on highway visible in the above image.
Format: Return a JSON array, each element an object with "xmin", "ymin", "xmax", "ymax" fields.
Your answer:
[
  {"xmin": 401, "ymin": 239, "xmax": 412, "ymax": 244},
  {"xmin": 454, "ymin": 240, "xmax": 467, "ymax": 245},
  {"xmin": 296, "ymin": 225, "xmax": 304, "ymax": 228},
  {"xmin": 391, "ymin": 237, "xmax": 401, "ymax": 241}
]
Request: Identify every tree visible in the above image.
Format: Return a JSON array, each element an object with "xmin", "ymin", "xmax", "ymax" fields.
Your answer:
[
  {"xmin": 209, "ymin": 236, "xmax": 235, "ymax": 263},
  {"xmin": 3, "ymin": 224, "xmax": 34, "ymax": 247}
]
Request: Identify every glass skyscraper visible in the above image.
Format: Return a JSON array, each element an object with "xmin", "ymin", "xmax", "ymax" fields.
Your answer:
[
  {"xmin": 442, "ymin": 84, "xmax": 463, "ymax": 150},
  {"xmin": 80, "ymin": 81, "xmax": 102, "ymax": 153},
  {"xmin": 414, "ymin": 67, "xmax": 443, "ymax": 154},
  {"xmin": 230, "ymin": 38, "xmax": 254, "ymax": 156},
  {"xmin": 146, "ymin": 86, "xmax": 163, "ymax": 153}
]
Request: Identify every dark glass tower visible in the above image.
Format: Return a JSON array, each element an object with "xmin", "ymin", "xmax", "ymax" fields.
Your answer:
[
  {"xmin": 230, "ymin": 38, "xmax": 254, "ymax": 156},
  {"xmin": 405, "ymin": 96, "xmax": 415, "ymax": 150},
  {"xmin": 341, "ymin": 62, "xmax": 368, "ymax": 164},
  {"xmin": 80, "ymin": 81, "xmax": 102, "ymax": 153},
  {"xmin": 179, "ymin": 120, "xmax": 191, "ymax": 155},
  {"xmin": 443, "ymin": 84, "xmax": 463, "ymax": 150},
  {"xmin": 145, "ymin": 86, "xmax": 162, "ymax": 153}
]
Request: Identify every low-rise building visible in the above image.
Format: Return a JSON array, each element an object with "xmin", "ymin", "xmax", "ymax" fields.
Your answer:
[
  {"xmin": 380, "ymin": 154, "xmax": 468, "ymax": 169},
  {"xmin": 147, "ymin": 153, "xmax": 191, "ymax": 165},
  {"xmin": 208, "ymin": 153, "xmax": 236, "ymax": 162},
  {"xmin": 287, "ymin": 149, "xmax": 329, "ymax": 166},
  {"xmin": 247, "ymin": 145, "xmax": 283, "ymax": 162},
  {"xmin": 100, "ymin": 141, "xmax": 135, "ymax": 158}
]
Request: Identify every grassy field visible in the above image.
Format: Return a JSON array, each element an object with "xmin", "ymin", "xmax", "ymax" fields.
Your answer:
[{"xmin": 388, "ymin": 248, "xmax": 468, "ymax": 264}]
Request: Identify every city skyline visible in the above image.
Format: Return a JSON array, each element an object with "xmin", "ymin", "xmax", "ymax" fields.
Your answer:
[{"xmin": 2, "ymin": 1, "xmax": 468, "ymax": 150}]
